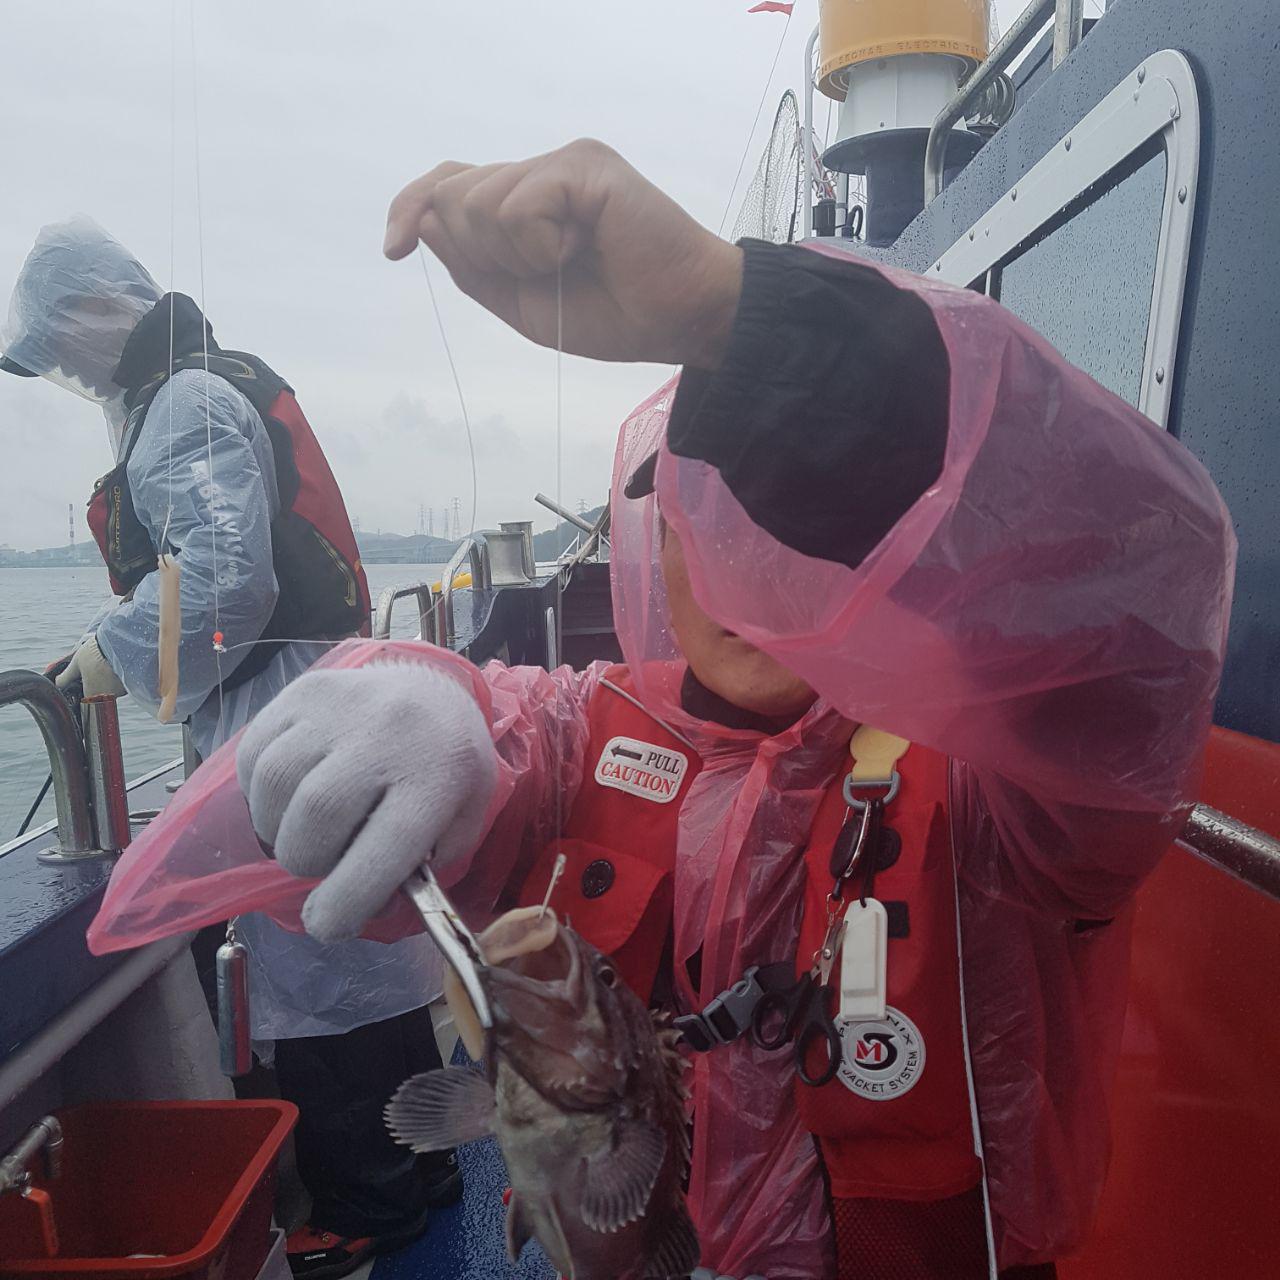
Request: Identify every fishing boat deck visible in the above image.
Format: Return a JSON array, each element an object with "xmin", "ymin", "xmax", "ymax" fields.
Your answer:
[{"xmin": 370, "ymin": 1130, "xmax": 554, "ymax": 1280}]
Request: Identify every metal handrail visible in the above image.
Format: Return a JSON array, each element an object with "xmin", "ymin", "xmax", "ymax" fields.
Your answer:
[
  {"xmin": 373, "ymin": 583, "xmax": 438, "ymax": 643},
  {"xmin": 1177, "ymin": 804, "xmax": 1280, "ymax": 902},
  {"xmin": 436, "ymin": 535, "xmax": 491, "ymax": 647},
  {"xmin": 924, "ymin": 0, "xmax": 1066, "ymax": 204},
  {"xmin": 1052, "ymin": 0, "xmax": 1085, "ymax": 69},
  {"xmin": 802, "ymin": 23, "xmax": 821, "ymax": 240},
  {"xmin": 535, "ymin": 492, "xmax": 594, "ymax": 535},
  {"xmin": 0, "ymin": 671, "xmax": 94, "ymax": 856}
]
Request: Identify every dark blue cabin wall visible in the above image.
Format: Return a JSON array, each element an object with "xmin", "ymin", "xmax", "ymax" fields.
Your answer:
[{"xmin": 866, "ymin": 0, "xmax": 1279, "ymax": 742}]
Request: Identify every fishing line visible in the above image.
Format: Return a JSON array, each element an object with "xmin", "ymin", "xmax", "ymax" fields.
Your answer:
[
  {"xmin": 417, "ymin": 246, "xmax": 478, "ymax": 542},
  {"xmin": 176, "ymin": 244, "xmax": 488, "ymax": 668},
  {"xmin": 15, "ymin": 773, "xmax": 53, "ymax": 840},
  {"xmin": 552, "ymin": 259, "xmax": 565, "ymax": 858},
  {"xmin": 186, "ymin": 0, "xmax": 227, "ymax": 744},
  {"xmin": 161, "ymin": 0, "xmax": 178, "ymax": 554},
  {"xmin": 716, "ymin": 4, "xmax": 794, "ymax": 238}
]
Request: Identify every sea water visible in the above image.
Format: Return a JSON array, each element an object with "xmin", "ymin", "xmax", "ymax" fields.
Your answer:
[{"xmin": 0, "ymin": 563, "xmax": 446, "ymax": 839}]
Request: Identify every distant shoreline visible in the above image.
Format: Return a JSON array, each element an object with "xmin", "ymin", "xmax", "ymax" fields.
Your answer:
[{"xmin": 0, "ymin": 555, "xmax": 450, "ymax": 569}]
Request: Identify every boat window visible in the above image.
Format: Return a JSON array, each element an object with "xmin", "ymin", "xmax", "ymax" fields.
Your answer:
[
  {"xmin": 930, "ymin": 50, "xmax": 1200, "ymax": 429},
  {"xmin": 993, "ymin": 145, "xmax": 1166, "ymax": 408}
]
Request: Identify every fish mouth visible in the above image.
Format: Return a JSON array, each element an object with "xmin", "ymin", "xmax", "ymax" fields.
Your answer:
[
  {"xmin": 483, "ymin": 920, "xmax": 582, "ymax": 1007},
  {"xmin": 478, "ymin": 914, "xmax": 622, "ymax": 1109}
]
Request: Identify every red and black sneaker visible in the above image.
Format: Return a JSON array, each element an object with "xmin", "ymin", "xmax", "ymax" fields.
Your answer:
[
  {"xmin": 287, "ymin": 1156, "xmax": 462, "ymax": 1278},
  {"xmin": 285, "ymin": 1225, "xmax": 376, "ymax": 1280}
]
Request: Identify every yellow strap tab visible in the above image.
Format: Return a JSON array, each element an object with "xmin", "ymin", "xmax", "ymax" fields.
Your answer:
[
  {"xmin": 156, "ymin": 553, "xmax": 181, "ymax": 724},
  {"xmin": 849, "ymin": 725, "xmax": 910, "ymax": 781}
]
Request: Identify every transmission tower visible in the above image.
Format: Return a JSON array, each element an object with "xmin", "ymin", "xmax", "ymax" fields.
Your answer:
[
  {"xmin": 426, "ymin": 507, "xmax": 435, "ymax": 539},
  {"xmin": 450, "ymin": 497, "xmax": 462, "ymax": 541},
  {"xmin": 68, "ymin": 503, "xmax": 75, "ymax": 550},
  {"xmin": 416, "ymin": 504, "xmax": 426, "ymax": 538}
]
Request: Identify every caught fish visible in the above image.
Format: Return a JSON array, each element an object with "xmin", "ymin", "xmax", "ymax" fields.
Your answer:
[{"xmin": 386, "ymin": 906, "xmax": 700, "ymax": 1279}]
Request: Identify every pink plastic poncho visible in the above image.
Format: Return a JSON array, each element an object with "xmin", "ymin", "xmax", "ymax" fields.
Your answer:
[
  {"xmin": 91, "ymin": 247, "xmax": 1235, "ymax": 1275},
  {"xmin": 650, "ymin": 249, "xmax": 1236, "ymax": 1269},
  {"xmin": 87, "ymin": 636, "xmax": 600, "ymax": 954}
]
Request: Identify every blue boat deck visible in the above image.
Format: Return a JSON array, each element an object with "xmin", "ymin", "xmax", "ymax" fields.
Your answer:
[{"xmin": 370, "ymin": 1133, "xmax": 555, "ymax": 1280}]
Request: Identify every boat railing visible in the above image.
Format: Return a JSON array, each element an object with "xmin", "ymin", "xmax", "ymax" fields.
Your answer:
[
  {"xmin": 436, "ymin": 535, "xmax": 492, "ymax": 647},
  {"xmin": 0, "ymin": 671, "xmax": 95, "ymax": 858},
  {"xmin": 0, "ymin": 671, "xmax": 133, "ymax": 861},
  {"xmin": 373, "ymin": 583, "xmax": 440, "ymax": 644},
  {"xmin": 923, "ymin": 0, "xmax": 1083, "ymax": 204},
  {"xmin": 1177, "ymin": 805, "xmax": 1280, "ymax": 901}
]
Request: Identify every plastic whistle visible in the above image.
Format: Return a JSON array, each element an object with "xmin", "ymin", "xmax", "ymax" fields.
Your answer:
[{"xmin": 837, "ymin": 898, "xmax": 888, "ymax": 1023}]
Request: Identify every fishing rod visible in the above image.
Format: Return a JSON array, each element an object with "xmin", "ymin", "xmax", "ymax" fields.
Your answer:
[{"xmin": 15, "ymin": 773, "xmax": 53, "ymax": 839}]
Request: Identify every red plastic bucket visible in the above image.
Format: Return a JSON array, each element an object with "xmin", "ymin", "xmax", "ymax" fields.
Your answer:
[{"xmin": 0, "ymin": 1101, "xmax": 297, "ymax": 1280}]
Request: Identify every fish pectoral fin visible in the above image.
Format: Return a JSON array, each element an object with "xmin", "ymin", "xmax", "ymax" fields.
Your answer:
[
  {"xmin": 580, "ymin": 1120, "xmax": 667, "ymax": 1234},
  {"xmin": 645, "ymin": 1204, "xmax": 701, "ymax": 1279},
  {"xmin": 504, "ymin": 1191, "xmax": 533, "ymax": 1262},
  {"xmin": 384, "ymin": 1067, "xmax": 495, "ymax": 1151}
]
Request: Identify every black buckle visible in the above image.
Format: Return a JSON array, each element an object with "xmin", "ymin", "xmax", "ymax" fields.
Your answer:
[{"xmin": 674, "ymin": 963, "xmax": 794, "ymax": 1052}]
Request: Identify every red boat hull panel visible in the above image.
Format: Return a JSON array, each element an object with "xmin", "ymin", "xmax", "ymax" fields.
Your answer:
[{"xmin": 1061, "ymin": 727, "xmax": 1280, "ymax": 1278}]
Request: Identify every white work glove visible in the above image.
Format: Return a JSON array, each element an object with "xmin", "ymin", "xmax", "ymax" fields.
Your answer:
[
  {"xmin": 55, "ymin": 636, "xmax": 127, "ymax": 699},
  {"xmin": 236, "ymin": 661, "xmax": 500, "ymax": 942}
]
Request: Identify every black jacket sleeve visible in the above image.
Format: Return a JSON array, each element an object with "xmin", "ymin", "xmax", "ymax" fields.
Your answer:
[{"xmin": 665, "ymin": 239, "xmax": 949, "ymax": 570}]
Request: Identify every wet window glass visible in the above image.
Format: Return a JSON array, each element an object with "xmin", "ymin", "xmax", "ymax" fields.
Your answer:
[{"xmin": 995, "ymin": 146, "xmax": 1167, "ymax": 408}]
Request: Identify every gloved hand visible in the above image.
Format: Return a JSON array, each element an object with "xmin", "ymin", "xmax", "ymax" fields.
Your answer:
[
  {"xmin": 55, "ymin": 636, "xmax": 127, "ymax": 699},
  {"xmin": 236, "ymin": 661, "xmax": 500, "ymax": 942},
  {"xmin": 44, "ymin": 653, "xmax": 74, "ymax": 682}
]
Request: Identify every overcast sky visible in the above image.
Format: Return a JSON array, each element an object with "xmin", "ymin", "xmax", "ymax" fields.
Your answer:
[{"xmin": 1, "ymin": 0, "xmax": 1038, "ymax": 549}]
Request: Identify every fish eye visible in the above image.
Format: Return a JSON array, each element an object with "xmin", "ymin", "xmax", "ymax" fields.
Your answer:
[{"xmin": 598, "ymin": 963, "xmax": 618, "ymax": 988}]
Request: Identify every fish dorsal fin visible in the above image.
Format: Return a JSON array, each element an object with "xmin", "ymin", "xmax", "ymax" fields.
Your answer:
[
  {"xmin": 581, "ymin": 1120, "xmax": 666, "ymax": 1234},
  {"xmin": 645, "ymin": 1204, "xmax": 701, "ymax": 1279},
  {"xmin": 384, "ymin": 1067, "xmax": 495, "ymax": 1151}
]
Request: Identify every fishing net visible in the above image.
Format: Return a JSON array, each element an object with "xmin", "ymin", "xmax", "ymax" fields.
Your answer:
[{"xmin": 730, "ymin": 90, "xmax": 807, "ymax": 245}]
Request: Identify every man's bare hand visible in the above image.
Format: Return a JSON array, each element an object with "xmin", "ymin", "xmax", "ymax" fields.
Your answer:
[{"xmin": 384, "ymin": 139, "xmax": 742, "ymax": 370}]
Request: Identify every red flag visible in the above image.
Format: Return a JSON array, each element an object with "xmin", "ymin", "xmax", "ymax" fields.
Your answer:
[{"xmin": 747, "ymin": 2, "xmax": 795, "ymax": 13}]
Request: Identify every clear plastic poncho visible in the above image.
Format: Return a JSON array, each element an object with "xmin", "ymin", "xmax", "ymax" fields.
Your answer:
[
  {"xmin": 2, "ymin": 218, "xmax": 441, "ymax": 1040},
  {"xmin": 2, "ymin": 216, "xmax": 161, "ymax": 451},
  {"xmin": 89, "ymin": 249, "xmax": 1234, "ymax": 1273}
]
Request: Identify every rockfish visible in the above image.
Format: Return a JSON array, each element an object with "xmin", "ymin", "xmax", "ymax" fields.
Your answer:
[{"xmin": 385, "ymin": 906, "xmax": 700, "ymax": 1279}]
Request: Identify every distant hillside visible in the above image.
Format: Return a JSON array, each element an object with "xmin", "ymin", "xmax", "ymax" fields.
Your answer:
[
  {"xmin": 532, "ymin": 506, "xmax": 605, "ymax": 561},
  {"xmin": 0, "ymin": 508, "xmax": 606, "ymax": 570},
  {"xmin": 356, "ymin": 531, "xmax": 458, "ymax": 564},
  {"xmin": 0, "ymin": 541, "xmax": 102, "ymax": 568}
]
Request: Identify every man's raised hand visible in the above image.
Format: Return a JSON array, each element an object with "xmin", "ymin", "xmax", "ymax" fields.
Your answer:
[{"xmin": 384, "ymin": 139, "xmax": 742, "ymax": 370}]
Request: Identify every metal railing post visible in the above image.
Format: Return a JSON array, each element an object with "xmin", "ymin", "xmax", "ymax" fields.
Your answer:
[
  {"xmin": 82, "ymin": 695, "xmax": 130, "ymax": 854},
  {"xmin": 374, "ymin": 583, "xmax": 439, "ymax": 643},
  {"xmin": 1053, "ymin": 0, "xmax": 1085, "ymax": 68},
  {"xmin": 802, "ymin": 23, "xmax": 821, "ymax": 240},
  {"xmin": 0, "ymin": 670, "xmax": 94, "ymax": 857},
  {"xmin": 436, "ymin": 535, "xmax": 493, "ymax": 648},
  {"xmin": 924, "ymin": 0, "xmax": 1056, "ymax": 203}
]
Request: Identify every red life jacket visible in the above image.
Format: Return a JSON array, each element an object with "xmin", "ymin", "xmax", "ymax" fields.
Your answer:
[
  {"xmin": 87, "ymin": 350, "xmax": 370, "ymax": 691},
  {"xmin": 514, "ymin": 668, "xmax": 986, "ymax": 1275}
]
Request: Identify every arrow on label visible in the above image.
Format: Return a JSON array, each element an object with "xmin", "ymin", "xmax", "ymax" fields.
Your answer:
[{"xmin": 611, "ymin": 744, "xmax": 643, "ymax": 761}]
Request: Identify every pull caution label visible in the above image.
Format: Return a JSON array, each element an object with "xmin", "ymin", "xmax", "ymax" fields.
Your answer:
[{"xmin": 595, "ymin": 736, "xmax": 689, "ymax": 804}]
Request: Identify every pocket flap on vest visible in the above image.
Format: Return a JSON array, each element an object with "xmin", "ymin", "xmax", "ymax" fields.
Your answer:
[{"xmin": 519, "ymin": 836, "xmax": 668, "ymax": 959}]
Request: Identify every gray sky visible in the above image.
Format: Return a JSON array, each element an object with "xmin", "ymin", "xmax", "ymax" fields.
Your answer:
[{"xmin": 2, "ymin": 0, "xmax": 1034, "ymax": 549}]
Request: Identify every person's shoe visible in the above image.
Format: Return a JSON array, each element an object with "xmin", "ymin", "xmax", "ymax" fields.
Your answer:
[
  {"xmin": 285, "ymin": 1225, "xmax": 375, "ymax": 1280},
  {"xmin": 286, "ymin": 1157, "xmax": 463, "ymax": 1278}
]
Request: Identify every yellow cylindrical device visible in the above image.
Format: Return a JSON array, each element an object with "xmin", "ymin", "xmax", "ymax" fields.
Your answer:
[{"xmin": 817, "ymin": 0, "xmax": 991, "ymax": 99}]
